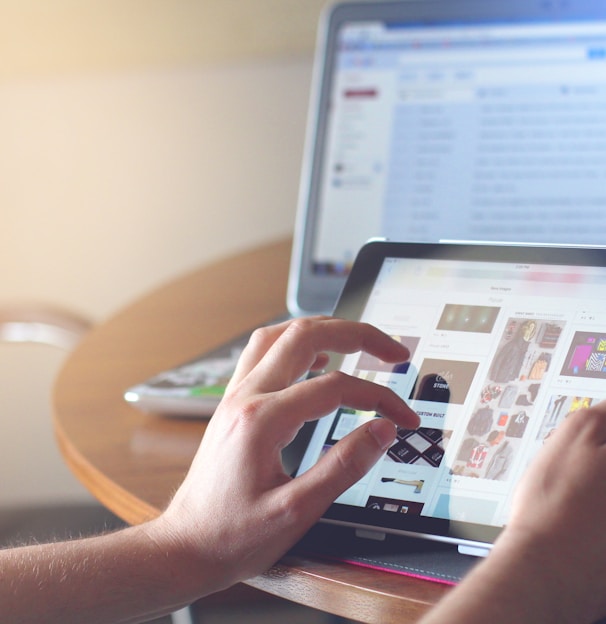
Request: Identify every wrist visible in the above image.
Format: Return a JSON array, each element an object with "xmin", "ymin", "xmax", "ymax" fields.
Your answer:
[
  {"xmin": 139, "ymin": 512, "xmax": 231, "ymax": 603},
  {"xmin": 422, "ymin": 529, "xmax": 598, "ymax": 624},
  {"xmin": 487, "ymin": 528, "xmax": 597, "ymax": 624}
]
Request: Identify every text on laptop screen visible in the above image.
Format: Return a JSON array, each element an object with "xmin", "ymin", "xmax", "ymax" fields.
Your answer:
[{"xmin": 312, "ymin": 17, "xmax": 606, "ymax": 275}]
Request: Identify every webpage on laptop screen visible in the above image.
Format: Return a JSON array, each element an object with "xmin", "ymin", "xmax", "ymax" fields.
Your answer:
[{"xmin": 313, "ymin": 19, "xmax": 606, "ymax": 274}]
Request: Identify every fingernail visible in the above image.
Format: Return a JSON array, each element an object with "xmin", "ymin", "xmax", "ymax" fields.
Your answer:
[{"xmin": 369, "ymin": 419, "xmax": 397, "ymax": 451}]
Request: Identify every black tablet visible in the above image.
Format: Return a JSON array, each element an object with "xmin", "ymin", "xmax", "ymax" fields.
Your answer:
[{"xmin": 290, "ymin": 240, "xmax": 606, "ymax": 555}]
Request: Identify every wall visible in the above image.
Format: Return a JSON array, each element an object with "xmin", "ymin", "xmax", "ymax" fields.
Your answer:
[
  {"xmin": 0, "ymin": 59, "xmax": 312, "ymax": 321},
  {"xmin": 0, "ymin": 3, "xmax": 319, "ymax": 506}
]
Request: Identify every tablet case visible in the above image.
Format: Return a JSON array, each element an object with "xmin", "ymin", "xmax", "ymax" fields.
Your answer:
[
  {"xmin": 291, "ymin": 525, "xmax": 606, "ymax": 624},
  {"xmin": 290, "ymin": 523, "xmax": 479, "ymax": 586}
]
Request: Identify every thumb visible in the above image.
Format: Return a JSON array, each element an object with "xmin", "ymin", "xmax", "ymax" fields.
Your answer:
[{"xmin": 291, "ymin": 418, "xmax": 397, "ymax": 523}]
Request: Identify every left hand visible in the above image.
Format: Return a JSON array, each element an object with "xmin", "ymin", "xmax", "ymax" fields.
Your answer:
[{"xmin": 155, "ymin": 317, "xmax": 419, "ymax": 594}]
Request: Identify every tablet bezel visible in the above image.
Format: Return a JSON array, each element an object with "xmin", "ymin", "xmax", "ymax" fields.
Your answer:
[{"xmin": 286, "ymin": 240, "xmax": 606, "ymax": 549}]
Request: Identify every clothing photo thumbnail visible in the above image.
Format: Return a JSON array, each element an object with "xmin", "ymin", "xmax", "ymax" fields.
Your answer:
[
  {"xmin": 489, "ymin": 318, "xmax": 562, "ymax": 383},
  {"xmin": 561, "ymin": 331, "xmax": 606, "ymax": 378},
  {"xmin": 537, "ymin": 394, "xmax": 594, "ymax": 441},
  {"xmin": 449, "ymin": 316, "xmax": 565, "ymax": 481}
]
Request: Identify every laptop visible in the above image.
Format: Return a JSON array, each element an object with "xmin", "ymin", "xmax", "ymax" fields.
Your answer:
[{"xmin": 125, "ymin": 0, "xmax": 606, "ymax": 416}]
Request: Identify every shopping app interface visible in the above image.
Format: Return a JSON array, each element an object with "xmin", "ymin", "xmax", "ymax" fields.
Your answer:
[{"xmin": 298, "ymin": 256, "xmax": 606, "ymax": 528}]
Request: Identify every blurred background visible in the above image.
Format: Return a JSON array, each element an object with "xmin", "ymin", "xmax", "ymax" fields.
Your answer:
[{"xmin": 0, "ymin": 0, "xmax": 327, "ymax": 511}]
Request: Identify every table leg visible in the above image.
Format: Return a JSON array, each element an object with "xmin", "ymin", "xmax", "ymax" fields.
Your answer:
[{"xmin": 170, "ymin": 606, "xmax": 194, "ymax": 624}]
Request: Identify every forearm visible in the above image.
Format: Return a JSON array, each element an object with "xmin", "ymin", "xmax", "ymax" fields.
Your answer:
[
  {"xmin": 419, "ymin": 532, "xmax": 596, "ymax": 624},
  {"xmin": 0, "ymin": 520, "xmax": 212, "ymax": 624}
]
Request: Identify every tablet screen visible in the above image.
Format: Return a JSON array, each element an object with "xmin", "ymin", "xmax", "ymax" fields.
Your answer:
[{"xmin": 294, "ymin": 242, "xmax": 606, "ymax": 548}]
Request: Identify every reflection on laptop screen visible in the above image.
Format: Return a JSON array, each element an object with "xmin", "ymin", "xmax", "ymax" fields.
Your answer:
[{"xmin": 291, "ymin": 1, "xmax": 606, "ymax": 315}]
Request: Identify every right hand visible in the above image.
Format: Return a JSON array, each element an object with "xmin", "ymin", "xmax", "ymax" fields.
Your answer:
[{"xmin": 499, "ymin": 401, "xmax": 606, "ymax": 622}]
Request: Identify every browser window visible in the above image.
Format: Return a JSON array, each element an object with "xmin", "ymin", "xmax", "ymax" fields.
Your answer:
[{"xmin": 313, "ymin": 19, "xmax": 606, "ymax": 273}]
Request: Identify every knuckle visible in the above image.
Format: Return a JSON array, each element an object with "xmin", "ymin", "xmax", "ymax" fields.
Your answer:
[
  {"xmin": 312, "ymin": 371, "xmax": 351, "ymax": 406},
  {"xmin": 247, "ymin": 325, "xmax": 276, "ymax": 352},
  {"xmin": 319, "ymin": 369, "xmax": 349, "ymax": 388},
  {"xmin": 331, "ymin": 439, "xmax": 366, "ymax": 484},
  {"xmin": 283, "ymin": 317, "xmax": 316, "ymax": 340},
  {"xmin": 236, "ymin": 396, "xmax": 266, "ymax": 425},
  {"xmin": 221, "ymin": 391, "xmax": 265, "ymax": 429}
]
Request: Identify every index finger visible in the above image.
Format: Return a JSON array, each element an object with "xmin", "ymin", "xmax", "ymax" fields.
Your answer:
[
  {"xmin": 246, "ymin": 317, "xmax": 410, "ymax": 393},
  {"xmin": 226, "ymin": 319, "xmax": 296, "ymax": 390}
]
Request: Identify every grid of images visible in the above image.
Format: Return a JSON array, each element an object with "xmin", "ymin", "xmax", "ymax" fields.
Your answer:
[
  {"xmin": 449, "ymin": 317, "xmax": 565, "ymax": 481},
  {"xmin": 313, "ymin": 301, "xmax": 606, "ymax": 519}
]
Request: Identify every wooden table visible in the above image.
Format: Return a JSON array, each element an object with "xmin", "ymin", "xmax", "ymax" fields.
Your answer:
[{"xmin": 53, "ymin": 238, "xmax": 450, "ymax": 623}]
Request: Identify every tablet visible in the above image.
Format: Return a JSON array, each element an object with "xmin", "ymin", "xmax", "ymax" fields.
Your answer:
[{"xmin": 290, "ymin": 240, "xmax": 606, "ymax": 555}]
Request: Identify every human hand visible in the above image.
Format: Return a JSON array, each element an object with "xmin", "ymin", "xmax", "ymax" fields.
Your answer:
[
  {"xmin": 496, "ymin": 401, "xmax": 606, "ymax": 622},
  {"xmin": 154, "ymin": 317, "xmax": 419, "ymax": 596},
  {"xmin": 418, "ymin": 402, "xmax": 606, "ymax": 624}
]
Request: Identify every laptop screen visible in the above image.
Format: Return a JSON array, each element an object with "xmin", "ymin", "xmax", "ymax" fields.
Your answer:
[{"xmin": 289, "ymin": 0, "xmax": 606, "ymax": 316}]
